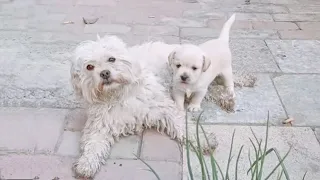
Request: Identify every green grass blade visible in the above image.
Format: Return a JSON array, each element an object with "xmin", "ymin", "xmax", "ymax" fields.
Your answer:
[
  {"xmin": 265, "ymin": 147, "xmax": 291, "ymax": 180},
  {"xmin": 199, "ymin": 122, "xmax": 218, "ymax": 180},
  {"xmin": 248, "ymin": 150, "xmax": 255, "ymax": 178},
  {"xmin": 302, "ymin": 171, "xmax": 308, "ymax": 180},
  {"xmin": 247, "ymin": 138, "xmax": 259, "ymax": 175},
  {"xmin": 134, "ymin": 154, "xmax": 161, "ymax": 180},
  {"xmin": 185, "ymin": 113, "xmax": 194, "ymax": 180},
  {"xmin": 215, "ymin": 160, "xmax": 225, "ymax": 180},
  {"xmin": 277, "ymin": 169, "xmax": 284, "ymax": 180},
  {"xmin": 257, "ymin": 111, "xmax": 270, "ymax": 179},
  {"xmin": 235, "ymin": 145, "xmax": 244, "ymax": 180},
  {"xmin": 195, "ymin": 112, "xmax": 207, "ymax": 180},
  {"xmin": 269, "ymin": 148, "xmax": 291, "ymax": 180},
  {"xmin": 188, "ymin": 139, "xmax": 211, "ymax": 180},
  {"xmin": 225, "ymin": 129, "xmax": 236, "ymax": 180}
]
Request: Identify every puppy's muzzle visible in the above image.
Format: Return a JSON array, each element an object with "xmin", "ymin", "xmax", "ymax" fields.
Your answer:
[
  {"xmin": 100, "ymin": 70, "xmax": 111, "ymax": 80},
  {"xmin": 180, "ymin": 74, "xmax": 189, "ymax": 82}
]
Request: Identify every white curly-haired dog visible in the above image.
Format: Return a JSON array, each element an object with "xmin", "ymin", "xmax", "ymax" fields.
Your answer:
[
  {"xmin": 168, "ymin": 14, "xmax": 236, "ymax": 112},
  {"xmin": 70, "ymin": 35, "xmax": 215, "ymax": 178}
]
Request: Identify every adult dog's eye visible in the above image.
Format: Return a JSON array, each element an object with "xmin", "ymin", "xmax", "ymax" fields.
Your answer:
[
  {"xmin": 176, "ymin": 64, "xmax": 181, "ymax": 68},
  {"xmin": 108, "ymin": 57, "xmax": 116, "ymax": 62},
  {"xmin": 192, "ymin": 66, "xmax": 197, "ymax": 71},
  {"xmin": 86, "ymin": 64, "xmax": 94, "ymax": 71}
]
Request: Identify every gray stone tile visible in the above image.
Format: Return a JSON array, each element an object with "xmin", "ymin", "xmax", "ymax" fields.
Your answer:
[
  {"xmin": 0, "ymin": 108, "xmax": 67, "ymax": 153},
  {"xmin": 140, "ymin": 130, "xmax": 181, "ymax": 162},
  {"xmin": 0, "ymin": 155, "xmax": 75, "ymax": 179},
  {"xmin": 118, "ymin": 34, "xmax": 180, "ymax": 46},
  {"xmin": 57, "ymin": 131, "xmax": 81, "ymax": 157},
  {"xmin": 315, "ymin": 128, "xmax": 320, "ymax": 144},
  {"xmin": 65, "ymin": 109, "xmax": 87, "ymax": 132},
  {"xmin": 189, "ymin": 74, "xmax": 286, "ymax": 125},
  {"xmin": 273, "ymin": 13, "xmax": 320, "ymax": 22},
  {"xmin": 273, "ymin": 75, "xmax": 320, "ymax": 126},
  {"xmin": 109, "ymin": 135, "xmax": 141, "ymax": 159},
  {"xmin": 97, "ymin": 160, "xmax": 181, "ymax": 180},
  {"xmin": 131, "ymin": 25, "xmax": 179, "ymax": 36},
  {"xmin": 160, "ymin": 17, "xmax": 207, "ymax": 27},
  {"xmin": 278, "ymin": 30, "xmax": 320, "ymax": 40},
  {"xmin": 183, "ymin": 125, "xmax": 320, "ymax": 180},
  {"xmin": 266, "ymin": 40, "xmax": 320, "ymax": 73},
  {"xmin": 0, "ymin": 18, "xmax": 28, "ymax": 30},
  {"xmin": 287, "ymin": 5, "xmax": 320, "ymax": 14},
  {"xmin": 230, "ymin": 40, "xmax": 281, "ymax": 72},
  {"xmin": 181, "ymin": 39, "xmax": 280, "ymax": 73},
  {"xmin": 84, "ymin": 24, "xmax": 132, "ymax": 34},
  {"xmin": 182, "ymin": 10, "xmax": 226, "ymax": 20},
  {"xmin": 229, "ymin": 13, "xmax": 274, "ymax": 21},
  {"xmin": 181, "ymin": 28, "xmax": 278, "ymax": 39},
  {"xmin": 298, "ymin": 22, "xmax": 320, "ymax": 30}
]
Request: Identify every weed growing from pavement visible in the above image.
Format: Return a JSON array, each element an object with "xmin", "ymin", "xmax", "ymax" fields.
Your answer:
[{"xmin": 136, "ymin": 111, "xmax": 309, "ymax": 180}]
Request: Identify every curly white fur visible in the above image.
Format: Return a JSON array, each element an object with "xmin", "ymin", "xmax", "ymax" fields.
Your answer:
[{"xmin": 70, "ymin": 35, "xmax": 213, "ymax": 178}]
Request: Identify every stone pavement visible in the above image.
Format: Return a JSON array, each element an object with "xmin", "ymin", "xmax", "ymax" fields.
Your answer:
[{"xmin": 0, "ymin": 0, "xmax": 320, "ymax": 179}]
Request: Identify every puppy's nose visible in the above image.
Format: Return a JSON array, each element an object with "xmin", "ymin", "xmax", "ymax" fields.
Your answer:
[
  {"xmin": 180, "ymin": 74, "xmax": 189, "ymax": 81},
  {"xmin": 100, "ymin": 70, "xmax": 111, "ymax": 79}
]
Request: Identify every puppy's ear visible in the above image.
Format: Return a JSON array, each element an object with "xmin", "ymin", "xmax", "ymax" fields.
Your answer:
[
  {"xmin": 202, "ymin": 55, "xmax": 211, "ymax": 72},
  {"xmin": 70, "ymin": 68, "xmax": 82, "ymax": 97},
  {"xmin": 168, "ymin": 51, "xmax": 176, "ymax": 65}
]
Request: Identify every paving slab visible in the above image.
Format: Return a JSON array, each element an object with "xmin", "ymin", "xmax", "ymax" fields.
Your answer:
[
  {"xmin": 0, "ymin": 108, "xmax": 67, "ymax": 153},
  {"xmin": 278, "ymin": 30, "xmax": 320, "ymax": 40},
  {"xmin": 182, "ymin": 125, "xmax": 320, "ymax": 180},
  {"xmin": 181, "ymin": 39, "xmax": 280, "ymax": 73},
  {"xmin": 315, "ymin": 128, "xmax": 320, "ymax": 144},
  {"xmin": 266, "ymin": 40, "xmax": 320, "ymax": 73},
  {"xmin": 297, "ymin": 22, "xmax": 320, "ymax": 30},
  {"xmin": 188, "ymin": 74, "xmax": 286, "ymax": 125},
  {"xmin": 109, "ymin": 135, "xmax": 142, "ymax": 159},
  {"xmin": 96, "ymin": 159, "xmax": 181, "ymax": 180},
  {"xmin": 65, "ymin": 108, "xmax": 87, "ymax": 132},
  {"xmin": 56, "ymin": 131, "xmax": 81, "ymax": 157},
  {"xmin": 181, "ymin": 28, "xmax": 279, "ymax": 39},
  {"xmin": 273, "ymin": 75, "xmax": 320, "ymax": 126},
  {"xmin": 140, "ymin": 130, "xmax": 181, "ymax": 162},
  {"xmin": 0, "ymin": 155, "xmax": 75, "ymax": 180}
]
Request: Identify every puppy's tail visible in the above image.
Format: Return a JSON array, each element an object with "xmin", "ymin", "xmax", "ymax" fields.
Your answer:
[{"xmin": 218, "ymin": 13, "xmax": 236, "ymax": 42}]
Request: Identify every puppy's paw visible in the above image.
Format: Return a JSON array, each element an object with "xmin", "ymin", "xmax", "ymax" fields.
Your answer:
[
  {"xmin": 218, "ymin": 94, "xmax": 235, "ymax": 113},
  {"xmin": 73, "ymin": 156, "xmax": 97, "ymax": 179},
  {"xmin": 187, "ymin": 104, "xmax": 202, "ymax": 112}
]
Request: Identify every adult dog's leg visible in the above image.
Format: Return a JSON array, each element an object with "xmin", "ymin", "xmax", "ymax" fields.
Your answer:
[{"xmin": 73, "ymin": 116, "xmax": 115, "ymax": 178}]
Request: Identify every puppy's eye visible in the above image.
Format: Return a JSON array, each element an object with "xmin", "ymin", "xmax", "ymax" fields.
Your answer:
[
  {"xmin": 108, "ymin": 57, "xmax": 116, "ymax": 62},
  {"xmin": 192, "ymin": 67, "xmax": 198, "ymax": 71},
  {"xmin": 86, "ymin": 64, "xmax": 94, "ymax": 71},
  {"xmin": 176, "ymin": 64, "xmax": 181, "ymax": 68}
]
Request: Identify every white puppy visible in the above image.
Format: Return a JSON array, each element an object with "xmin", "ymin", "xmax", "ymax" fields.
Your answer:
[
  {"xmin": 168, "ymin": 14, "xmax": 236, "ymax": 112},
  {"xmin": 70, "ymin": 35, "xmax": 215, "ymax": 178}
]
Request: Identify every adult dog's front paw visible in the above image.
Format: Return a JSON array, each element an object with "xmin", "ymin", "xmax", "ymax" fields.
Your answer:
[
  {"xmin": 73, "ymin": 156, "xmax": 99, "ymax": 179},
  {"xmin": 187, "ymin": 104, "xmax": 202, "ymax": 112}
]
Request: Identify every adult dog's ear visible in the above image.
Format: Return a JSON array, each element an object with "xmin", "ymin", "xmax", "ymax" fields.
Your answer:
[
  {"xmin": 202, "ymin": 55, "xmax": 211, "ymax": 72},
  {"xmin": 168, "ymin": 51, "xmax": 176, "ymax": 66}
]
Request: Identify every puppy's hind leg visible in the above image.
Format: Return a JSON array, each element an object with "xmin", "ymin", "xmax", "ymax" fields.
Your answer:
[
  {"xmin": 73, "ymin": 116, "xmax": 115, "ymax": 179},
  {"xmin": 219, "ymin": 67, "xmax": 236, "ymax": 112}
]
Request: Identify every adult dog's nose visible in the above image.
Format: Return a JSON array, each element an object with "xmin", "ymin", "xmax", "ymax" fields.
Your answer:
[
  {"xmin": 180, "ymin": 74, "xmax": 188, "ymax": 81},
  {"xmin": 100, "ymin": 70, "xmax": 111, "ymax": 79}
]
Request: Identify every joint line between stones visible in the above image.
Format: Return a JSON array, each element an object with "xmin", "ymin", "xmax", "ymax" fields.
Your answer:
[{"xmin": 269, "ymin": 74, "xmax": 289, "ymax": 119}]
